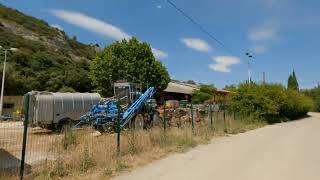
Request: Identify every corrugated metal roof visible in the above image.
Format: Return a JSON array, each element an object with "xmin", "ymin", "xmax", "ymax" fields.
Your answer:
[
  {"xmin": 164, "ymin": 82, "xmax": 231, "ymax": 95},
  {"xmin": 164, "ymin": 82, "xmax": 198, "ymax": 95}
]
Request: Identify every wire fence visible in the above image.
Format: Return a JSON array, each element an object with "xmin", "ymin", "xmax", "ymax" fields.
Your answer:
[{"xmin": 0, "ymin": 97, "xmax": 253, "ymax": 180}]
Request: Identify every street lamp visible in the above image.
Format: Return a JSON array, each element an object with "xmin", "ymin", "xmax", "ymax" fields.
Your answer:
[
  {"xmin": 245, "ymin": 52, "xmax": 253, "ymax": 84},
  {"xmin": 0, "ymin": 46, "xmax": 18, "ymax": 117}
]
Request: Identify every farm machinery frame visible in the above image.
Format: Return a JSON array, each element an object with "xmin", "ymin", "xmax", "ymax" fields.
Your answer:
[{"xmin": 75, "ymin": 81, "xmax": 160, "ymax": 132}]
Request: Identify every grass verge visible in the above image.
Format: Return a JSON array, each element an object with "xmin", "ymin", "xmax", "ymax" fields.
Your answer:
[{"xmin": 12, "ymin": 114, "xmax": 266, "ymax": 180}]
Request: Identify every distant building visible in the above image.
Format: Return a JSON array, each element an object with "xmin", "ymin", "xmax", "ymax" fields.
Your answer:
[
  {"xmin": 161, "ymin": 82, "xmax": 199, "ymax": 101},
  {"xmin": 161, "ymin": 81, "xmax": 231, "ymax": 102},
  {"xmin": 2, "ymin": 96, "xmax": 24, "ymax": 119}
]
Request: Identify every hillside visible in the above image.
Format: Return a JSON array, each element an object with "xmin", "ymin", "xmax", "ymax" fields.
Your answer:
[{"xmin": 0, "ymin": 4, "xmax": 99, "ymax": 95}]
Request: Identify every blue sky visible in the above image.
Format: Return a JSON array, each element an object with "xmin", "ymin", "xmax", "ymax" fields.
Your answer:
[{"xmin": 1, "ymin": 0, "xmax": 319, "ymax": 88}]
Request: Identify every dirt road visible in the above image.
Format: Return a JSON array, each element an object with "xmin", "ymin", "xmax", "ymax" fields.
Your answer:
[{"xmin": 114, "ymin": 113, "xmax": 320, "ymax": 180}]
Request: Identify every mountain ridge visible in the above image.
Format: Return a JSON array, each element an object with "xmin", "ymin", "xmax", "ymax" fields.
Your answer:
[{"xmin": 0, "ymin": 4, "xmax": 98, "ymax": 95}]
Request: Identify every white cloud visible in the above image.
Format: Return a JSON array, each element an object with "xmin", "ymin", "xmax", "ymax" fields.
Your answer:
[
  {"xmin": 51, "ymin": 24, "xmax": 63, "ymax": 31},
  {"xmin": 50, "ymin": 9, "xmax": 130, "ymax": 41},
  {"xmin": 251, "ymin": 45, "xmax": 267, "ymax": 54},
  {"xmin": 181, "ymin": 38, "xmax": 212, "ymax": 52},
  {"xmin": 248, "ymin": 21, "xmax": 279, "ymax": 55},
  {"xmin": 249, "ymin": 27, "xmax": 276, "ymax": 41},
  {"xmin": 209, "ymin": 56, "xmax": 240, "ymax": 73},
  {"xmin": 152, "ymin": 48, "xmax": 168, "ymax": 59},
  {"xmin": 50, "ymin": 9, "xmax": 168, "ymax": 59}
]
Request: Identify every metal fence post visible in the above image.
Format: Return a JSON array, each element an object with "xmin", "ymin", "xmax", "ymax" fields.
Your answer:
[
  {"xmin": 190, "ymin": 103, "xmax": 194, "ymax": 132},
  {"xmin": 163, "ymin": 101, "xmax": 166, "ymax": 135},
  {"xmin": 223, "ymin": 108, "xmax": 227, "ymax": 132},
  {"xmin": 209, "ymin": 104, "xmax": 213, "ymax": 130},
  {"xmin": 20, "ymin": 94, "xmax": 30, "ymax": 180},
  {"xmin": 224, "ymin": 110, "xmax": 226, "ymax": 124},
  {"xmin": 117, "ymin": 100, "xmax": 121, "ymax": 156}
]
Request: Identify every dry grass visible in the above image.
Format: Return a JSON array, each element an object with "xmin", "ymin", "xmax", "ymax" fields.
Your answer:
[
  {"xmin": 1, "ymin": 113, "xmax": 266, "ymax": 180},
  {"xmin": 0, "ymin": 173, "xmax": 19, "ymax": 180}
]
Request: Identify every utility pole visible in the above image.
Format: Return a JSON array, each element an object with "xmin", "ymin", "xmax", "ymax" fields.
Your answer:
[
  {"xmin": 263, "ymin": 72, "xmax": 266, "ymax": 84},
  {"xmin": 0, "ymin": 46, "xmax": 18, "ymax": 117},
  {"xmin": 0, "ymin": 49, "xmax": 7, "ymax": 117},
  {"xmin": 245, "ymin": 52, "xmax": 253, "ymax": 84}
]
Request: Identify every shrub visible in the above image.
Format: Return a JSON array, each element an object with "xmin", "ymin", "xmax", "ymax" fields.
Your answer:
[
  {"xmin": 280, "ymin": 90, "xmax": 314, "ymax": 119},
  {"xmin": 230, "ymin": 83, "xmax": 286, "ymax": 123},
  {"xmin": 303, "ymin": 87, "xmax": 320, "ymax": 112},
  {"xmin": 192, "ymin": 84, "xmax": 216, "ymax": 104},
  {"xmin": 61, "ymin": 127, "xmax": 76, "ymax": 150},
  {"xmin": 230, "ymin": 83, "xmax": 313, "ymax": 123},
  {"xmin": 79, "ymin": 144, "xmax": 94, "ymax": 172}
]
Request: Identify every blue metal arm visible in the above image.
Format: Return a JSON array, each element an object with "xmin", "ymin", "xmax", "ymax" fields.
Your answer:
[{"xmin": 120, "ymin": 87, "xmax": 155, "ymax": 128}]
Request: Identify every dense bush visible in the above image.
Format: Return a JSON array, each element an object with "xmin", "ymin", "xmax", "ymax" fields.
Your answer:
[
  {"xmin": 192, "ymin": 84, "xmax": 216, "ymax": 104},
  {"xmin": 230, "ymin": 83, "xmax": 313, "ymax": 123},
  {"xmin": 281, "ymin": 90, "xmax": 314, "ymax": 119},
  {"xmin": 303, "ymin": 87, "xmax": 320, "ymax": 112}
]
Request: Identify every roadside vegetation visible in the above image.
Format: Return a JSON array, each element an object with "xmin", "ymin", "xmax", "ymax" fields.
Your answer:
[
  {"xmin": 191, "ymin": 84, "xmax": 216, "ymax": 104},
  {"xmin": 21, "ymin": 113, "xmax": 265, "ymax": 180},
  {"xmin": 303, "ymin": 86, "xmax": 320, "ymax": 112},
  {"xmin": 230, "ymin": 83, "xmax": 313, "ymax": 123}
]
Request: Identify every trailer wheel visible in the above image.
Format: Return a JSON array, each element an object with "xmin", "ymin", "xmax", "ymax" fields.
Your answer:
[
  {"xmin": 96, "ymin": 124, "xmax": 113, "ymax": 133},
  {"xmin": 151, "ymin": 111, "xmax": 161, "ymax": 127},
  {"xmin": 56, "ymin": 118, "xmax": 73, "ymax": 133},
  {"xmin": 132, "ymin": 113, "xmax": 144, "ymax": 130}
]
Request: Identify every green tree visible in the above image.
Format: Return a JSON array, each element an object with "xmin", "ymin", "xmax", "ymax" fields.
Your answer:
[
  {"xmin": 287, "ymin": 71, "xmax": 299, "ymax": 90},
  {"xmin": 89, "ymin": 37, "xmax": 170, "ymax": 96},
  {"xmin": 191, "ymin": 84, "xmax": 216, "ymax": 104}
]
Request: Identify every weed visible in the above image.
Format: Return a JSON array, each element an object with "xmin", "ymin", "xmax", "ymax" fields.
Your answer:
[
  {"xmin": 50, "ymin": 154, "xmax": 67, "ymax": 177},
  {"xmin": 127, "ymin": 130, "xmax": 138, "ymax": 155},
  {"xmin": 115, "ymin": 161, "xmax": 130, "ymax": 172},
  {"xmin": 103, "ymin": 167, "xmax": 113, "ymax": 177},
  {"xmin": 34, "ymin": 169, "xmax": 51, "ymax": 180},
  {"xmin": 61, "ymin": 127, "xmax": 76, "ymax": 150},
  {"xmin": 79, "ymin": 143, "xmax": 94, "ymax": 172},
  {"xmin": 175, "ymin": 135, "xmax": 197, "ymax": 152}
]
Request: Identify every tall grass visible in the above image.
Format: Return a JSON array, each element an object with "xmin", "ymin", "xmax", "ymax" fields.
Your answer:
[{"xmin": 23, "ymin": 112, "xmax": 265, "ymax": 180}]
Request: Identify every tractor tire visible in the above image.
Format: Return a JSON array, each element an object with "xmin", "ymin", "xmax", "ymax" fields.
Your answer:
[{"xmin": 132, "ymin": 113, "xmax": 145, "ymax": 130}]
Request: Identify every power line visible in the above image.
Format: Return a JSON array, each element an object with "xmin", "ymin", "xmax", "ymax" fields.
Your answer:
[{"xmin": 166, "ymin": 0, "xmax": 234, "ymax": 54}]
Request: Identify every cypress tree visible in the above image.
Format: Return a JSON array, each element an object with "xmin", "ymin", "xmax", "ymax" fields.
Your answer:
[
  {"xmin": 288, "ymin": 74, "xmax": 294, "ymax": 89},
  {"xmin": 292, "ymin": 71, "xmax": 299, "ymax": 90},
  {"xmin": 287, "ymin": 71, "xmax": 299, "ymax": 91}
]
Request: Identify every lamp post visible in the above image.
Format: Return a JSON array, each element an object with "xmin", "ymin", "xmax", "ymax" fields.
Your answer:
[
  {"xmin": 245, "ymin": 52, "xmax": 253, "ymax": 84},
  {"xmin": 0, "ymin": 46, "xmax": 18, "ymax": 117}
]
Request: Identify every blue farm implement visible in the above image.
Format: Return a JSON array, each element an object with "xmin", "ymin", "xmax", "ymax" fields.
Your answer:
[{"xmin": 75, "ymin": 82, "xmax": 159, "ymax": 133}]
